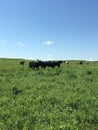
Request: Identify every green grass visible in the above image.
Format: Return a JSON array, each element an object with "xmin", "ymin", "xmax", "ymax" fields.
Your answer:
[{"xmin": 0, "ymin": 58, "xmax": 98, "ymax": 130}]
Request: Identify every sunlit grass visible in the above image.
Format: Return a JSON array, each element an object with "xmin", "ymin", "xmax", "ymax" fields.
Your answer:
[{"xmin": 0, "ymin": 58, "xmax": 98, "ymax": 130}]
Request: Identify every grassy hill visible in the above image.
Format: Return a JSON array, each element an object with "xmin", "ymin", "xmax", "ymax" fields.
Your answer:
[{"xmin": 0, "ymin": 58, "xmax": 98, "ymax": 130}]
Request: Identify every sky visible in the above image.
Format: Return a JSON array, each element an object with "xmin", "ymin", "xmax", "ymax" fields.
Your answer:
[{"xmin": 0, "ymin": 0, "xmax": 98, "ymax": 61}]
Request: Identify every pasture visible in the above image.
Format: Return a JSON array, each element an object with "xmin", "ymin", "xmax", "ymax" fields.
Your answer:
[{"xmin": 0, "ymin": 58, "xmax": 98, "ymax": 130}]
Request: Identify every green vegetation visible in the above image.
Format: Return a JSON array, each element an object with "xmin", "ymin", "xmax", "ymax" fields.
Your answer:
[{"xmin": 0, "ymin": 58, "xmax": 98, "ymax": 130}]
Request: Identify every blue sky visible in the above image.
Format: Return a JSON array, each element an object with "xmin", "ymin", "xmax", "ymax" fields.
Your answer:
[{"xmin": 0, "ymin": 0, "xmax": 98, "ymax": 61}]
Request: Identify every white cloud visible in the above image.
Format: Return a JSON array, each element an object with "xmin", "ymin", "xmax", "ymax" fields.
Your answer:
[
  {"xmin": 42, "ymin": 40, "xmax": 54, "ymax": 46},
  {"xmin": 47, "ymin": 54, "xmax": 54, "ymax": 60},
  {"xmin": 27, "ymin": 57, "xmax": 33, "ymax": 60},
  {"xmin": 89, "ymin": 58, "xmax": 93, "ymax": 61},
  {"xmin": 17, "ymin": 42, "xmax": 27, "ymax": 47}
]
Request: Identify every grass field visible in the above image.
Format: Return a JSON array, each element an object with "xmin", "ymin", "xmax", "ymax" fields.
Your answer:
[{"xmin": 0, "ymin": 58, "xmax": 98, "ymax": 130}]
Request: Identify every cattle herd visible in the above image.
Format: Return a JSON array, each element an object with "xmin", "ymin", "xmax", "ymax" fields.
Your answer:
[
  {"xmin": 19, "ymin": 60, "xmax": 64, "ymax": 69},
  {"xmin": 29, "ymin": 60, "xmax": 63, "ymax": 69},
  {"xmin": 19, "ymin": 60, "xmax": 97, "ymax": 69}
]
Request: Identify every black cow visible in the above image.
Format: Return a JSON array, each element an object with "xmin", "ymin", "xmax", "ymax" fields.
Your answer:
[
  {"xmin": 29, "ymin": 61, "xmax": 38, "ymax": 69},
  {"xmin": 43, "ymin": 61, "xmax": 62, "ymax": 68},
  {"xmin": 29, "ymin": 61, "xmax": 46, "ymax": 69},
  {"xmin": 20, "ymin": 61, "xmax": 25, "ymax": 65},
  {"xmin": 79, "ymin": 61, "xmax": 83, "ymax": 65},
  {"xmin": 49, "ymin": 61, "xmax": 62, "ymax": 68}
]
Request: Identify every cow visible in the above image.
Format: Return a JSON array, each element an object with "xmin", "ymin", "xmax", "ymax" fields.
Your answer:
[
  {"xmin": 43, "ymin": 61, "xmax": 62, "ymax": 68},
  {"xmin": 20, "ymin": 60, "xmax": 25, "ymax": 65},
  {"xmin": 29, "ymin": 61, "xmax": 38, "ymax": 69},
  {"xmin": 65, "ymin": 61, "xmax": 69, "ymax": 65},
  {"xmin": 79, "ymin": 61, "xmax": 83, "ymax": 65}
]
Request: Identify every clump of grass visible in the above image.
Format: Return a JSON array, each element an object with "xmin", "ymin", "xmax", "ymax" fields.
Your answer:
[
  {"xmin": 86, "ymin": 70, "xmax": 92, "ymax": 75},
  {"xmin": 11, "ymin": 87, "xmax": 22, "ymax": 95}
]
